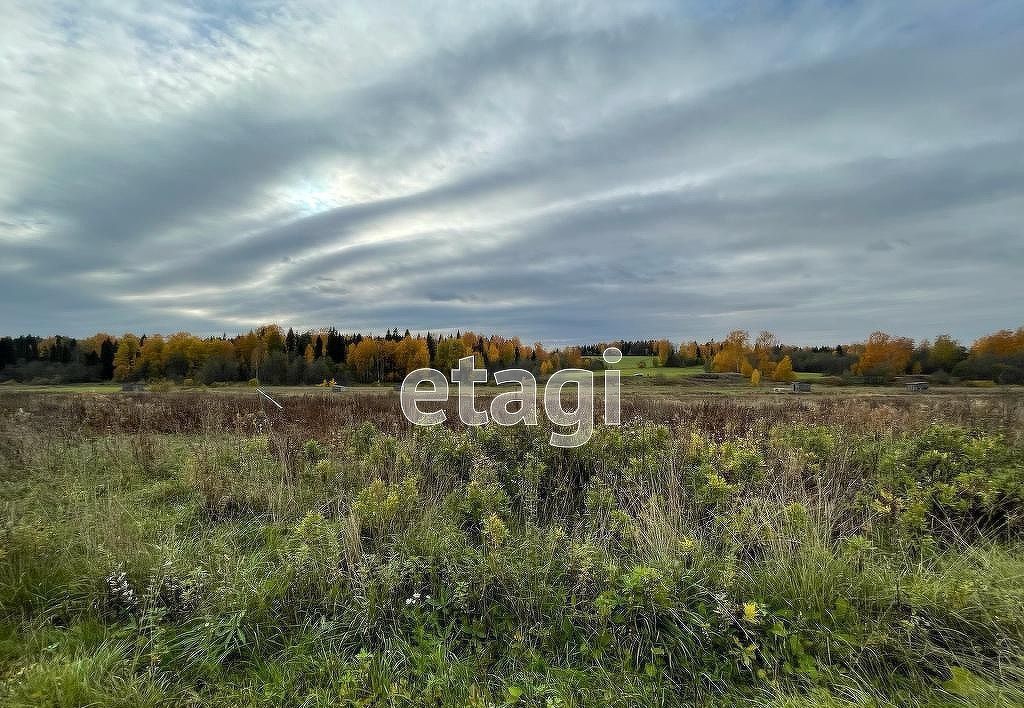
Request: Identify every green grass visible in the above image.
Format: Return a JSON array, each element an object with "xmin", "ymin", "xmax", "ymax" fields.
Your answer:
[
  {"xmin": 606, "ymin": 356, "xmax": 706, "ymax": 379},
  {"xmin": 794, "ymin": 371, "xmax": 826, "ymax": 381},
  {"xmin": 2, "ymin": 393, "xmax": 1023, "ymax": 705},
  {"xmin": 605, "ymin": 356, "xmax": 823, "ymax": 383}
]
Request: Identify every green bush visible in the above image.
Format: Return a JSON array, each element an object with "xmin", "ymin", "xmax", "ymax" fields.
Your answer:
[{"xmin": 3, "ymin": 407, "xmax": 1024, "ymax": 706}]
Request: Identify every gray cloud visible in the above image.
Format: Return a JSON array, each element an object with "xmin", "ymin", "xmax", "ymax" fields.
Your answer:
[{"xmin": 1, "ymin": 0, "xmax": 1022, "ymax": 345}]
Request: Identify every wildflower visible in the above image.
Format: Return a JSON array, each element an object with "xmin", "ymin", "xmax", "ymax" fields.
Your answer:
[{"xmin": 742, "ymin": 601, "xmax": 760, "ymax": 624}]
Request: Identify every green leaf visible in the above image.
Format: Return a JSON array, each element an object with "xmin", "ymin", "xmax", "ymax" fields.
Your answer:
[{"xmin": 944, "ymin": 666, "xmax": 978, "ymax": 697}]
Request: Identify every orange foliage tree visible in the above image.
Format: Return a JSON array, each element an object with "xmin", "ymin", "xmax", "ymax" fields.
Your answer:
[
  {"xmin": 853, "ymin": 331, "xmax": 914, "ymax": 379},
  {"xmin": 971, "ymin": 328, "xmax": 1024, "ymax": 357}
]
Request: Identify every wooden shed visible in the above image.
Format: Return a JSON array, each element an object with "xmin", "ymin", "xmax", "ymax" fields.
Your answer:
[
  {"xmin": 791, "ymin": 381, "xmax": 811, "ymax": 393},
  {"xmin": 905, "ymin": 381, "xmax": 929, "ymax": 391}
]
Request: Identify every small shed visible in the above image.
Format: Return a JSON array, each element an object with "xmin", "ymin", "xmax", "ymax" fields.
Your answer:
[
  {"xmin": 331, "ymin": 384, "xmax": 347, "ymax": 392},
  {"xmin": 121, "ymin": 382, "xmax": 146, "ymax": 392},
  {"xmin": 905, "ymin": 381, "xmax": 929, "ymax": 391},
  {"xmin": 791, "ymin": 381, "xmax": 811, "ymax": 393}
]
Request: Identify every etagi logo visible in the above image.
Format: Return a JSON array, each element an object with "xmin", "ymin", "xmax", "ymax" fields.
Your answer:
[{"xmin": 400, "ymin": 347, "xmax": 623, "ymax": 448}]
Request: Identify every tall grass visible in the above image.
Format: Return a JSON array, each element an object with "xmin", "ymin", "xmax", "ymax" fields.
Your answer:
[{"xmin": 0, "ymin": 391, "xmax": 1023, "ymax": 705}]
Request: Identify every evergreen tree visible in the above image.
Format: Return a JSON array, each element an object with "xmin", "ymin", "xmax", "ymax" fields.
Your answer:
[
  {"xmin": 100, "ymin": 339, "xmax": 115, "ymax": 379},
  {"xmin": 326, "ymin": 329, "xmax": 345, "ymax": 363}
]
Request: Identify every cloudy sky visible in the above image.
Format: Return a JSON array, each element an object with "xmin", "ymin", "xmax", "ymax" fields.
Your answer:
[{"xmin": 2, "ymin": 1, "xmax": 1022, "ymax": 345}]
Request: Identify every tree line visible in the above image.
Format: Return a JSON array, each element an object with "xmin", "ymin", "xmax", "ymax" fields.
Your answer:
[
  {"xmin": 0, "ymin": 327, "xmax": 567, "ymax": 386},
  {"xmin": 1, "ymin": 325, "xmax": 1022, "ymax": 386}
]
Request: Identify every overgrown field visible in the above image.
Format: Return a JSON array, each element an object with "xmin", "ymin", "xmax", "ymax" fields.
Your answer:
[{"xmin": 1, "ymin": 392, "xmax": 1024, "ymax": 706}]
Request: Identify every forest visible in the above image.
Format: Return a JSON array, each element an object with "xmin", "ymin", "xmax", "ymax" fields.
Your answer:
[{"xmin": 1, "ymin": 326, "xmax": 1023, "ymax": 387}]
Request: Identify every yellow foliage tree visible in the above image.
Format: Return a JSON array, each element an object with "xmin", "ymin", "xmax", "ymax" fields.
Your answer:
[
  {"xmin": 394, "ymin": 336, "xmax": 429, "ymax": 376},
  {"xmin": 112, "ymin": 333, "xmax": 141, "ymax": 381},
  {"xmin": 348, "ymin": 338, "xmax": 382, "ymax": 382},
  {"xmin": 136, "ymin": 334, "xmax": 166, "ymax": 379},
  {"xmin": 562, "ymin": 347, "xmax": 583, "ymax": 369},
  {"xmin": 740, "ymin": 358, "xmax": 754, "ymax": 378},
  {"xmin": 655, "ymin": 339, "xmax": 672, "ymax": 367},
  {"xmin": 712, "ymin": 330, "xmax": 750, "ymax": 373},
  {"xmin": 486, "ymin": 343, "xmax": 501, "ymax": 366},
  {"xmin": 678, "ymin": 341, "xmax": 698, "ymax": 363},
  {"xmin": 750, "ymin": 369, "xmax": 761, "ymax": 386},
  {"xmin": 929, "ymin": 334, "xmax": 964, "ymax": 372},
  {"xmin": 434, "ymin": 337, "xmax": 469, "ymax": 374},
  {"xmin": 773, "ymin": 355, "xmax": 796, "ymax": 382},
  {"xmin": 753, "ymin": 330, "xmax": 778, "ymax": 372}
]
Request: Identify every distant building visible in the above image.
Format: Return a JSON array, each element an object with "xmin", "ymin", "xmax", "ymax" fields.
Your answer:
[
  {"xmin": 331, "ymin": 384, "xmax": 347, "ymax": 392},
  {"xmin": 905, "ymin": 381, "xmax": 929, "ymax": 391},
  {"xmin": 791, "ymin": 381, "xmax": 811, "ymax": 393},
  {"xmin": 121, "ymin": 382, "xmax": 145, "ymax": 392}
]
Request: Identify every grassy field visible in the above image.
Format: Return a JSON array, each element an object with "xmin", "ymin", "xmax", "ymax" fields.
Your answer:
[
  {"xmin": 605, "ymin": 356, "xmax": 706, "ymax": 379},
  {"xmin": 2, "ymin": 389, "xmax": 1024, "ymax": 706}
]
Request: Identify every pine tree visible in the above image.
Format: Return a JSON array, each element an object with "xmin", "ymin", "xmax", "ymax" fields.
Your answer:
[{"xmin": 100, "ymin": 339, "xmax": 115, "ymax": 379}]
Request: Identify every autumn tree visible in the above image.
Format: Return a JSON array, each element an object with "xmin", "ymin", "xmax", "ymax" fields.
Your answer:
[
  {"xmin": 163, "ymin": 332, "xmax": 202, "ymax": 380},
  {"xmin": 136, "ymin": 334, "xmax": 166, "ymax": 379},
  {"xmin": 750, "ymin": 369, "xmax": 761, "ymax": 386},
  {"xmin": 853, "ymin": 331, "xmax": 914, "ymax": 380},
  {"xmin": 394, "ymin": 336, "xmax": 429, "ymax": 375},
  {"xmin": 712, "ymin": 330, "xmax": 750, "ymax": 373},
  {"xmin": 499, "ymin": 337, "xmax": 517, "ymax": 366},
  {"xmin": 753, "ymin": 330, "xmax": 778, "ymax": 372},
  {"xmin": 112, "ymin": 333, "xmax": 141, "ymax": 381},
  {"xmin": 677, "ymin": 341, "xmax": 699, "ymax": 365},
  {"xmin": 347, "ymin": 338, "xmax": 382, "ymax": 383},
  {"xmin": 773, "ymin": 355, "xmax": 795, "ymax": 382},
  {"xmin": 740, "ymin": 358, "xmax": 754, "ymax": 378},
  {"xmin": 80, "ymin": 333, "xmax": 115, "ymax": 361},
  {"xmin": 971, "ymin": 328, "xmax": 1024, "ymax": 357},
  {"xmin": 655, "ymin": 339, "xmax": 672, "ymax": 367},
  {"xmin": 258, "ymin": 324, "xmax": 285, "ymax": 352},
  {"xmin": 562, "ymin": 347, "xmax": 583, "ymax": 370},
  {"xmin": 434, "ymin": 337, "xmax": 469, "ymax": 374},
  {"xmin": 486, "ymin": 342, "xmax": 501, "ymax": 367},
  {"xmin": 927, "ymin": 334, "xmax": 965, "ymax": 372}
]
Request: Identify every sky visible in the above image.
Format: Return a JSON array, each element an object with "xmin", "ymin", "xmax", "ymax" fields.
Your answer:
[{"xmin": 1, "ymin": 1, "xmax": 1022, "ymax": 346}]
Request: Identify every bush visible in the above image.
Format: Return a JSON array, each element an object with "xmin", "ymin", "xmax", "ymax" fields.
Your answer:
[{"xmin": 3, "ymin": 395, "xmax": 1024, "ymax": 705}]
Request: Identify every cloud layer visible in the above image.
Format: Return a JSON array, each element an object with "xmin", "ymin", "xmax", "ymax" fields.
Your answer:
[{"xmin": 2, "ymin": 0, "xmax": 1022, "ymax": 344}]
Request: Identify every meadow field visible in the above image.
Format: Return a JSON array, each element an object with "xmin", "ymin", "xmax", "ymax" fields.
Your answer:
[{"xmin": 2, "ymin": 388, "xmax": 1024, "ymax": 707}]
